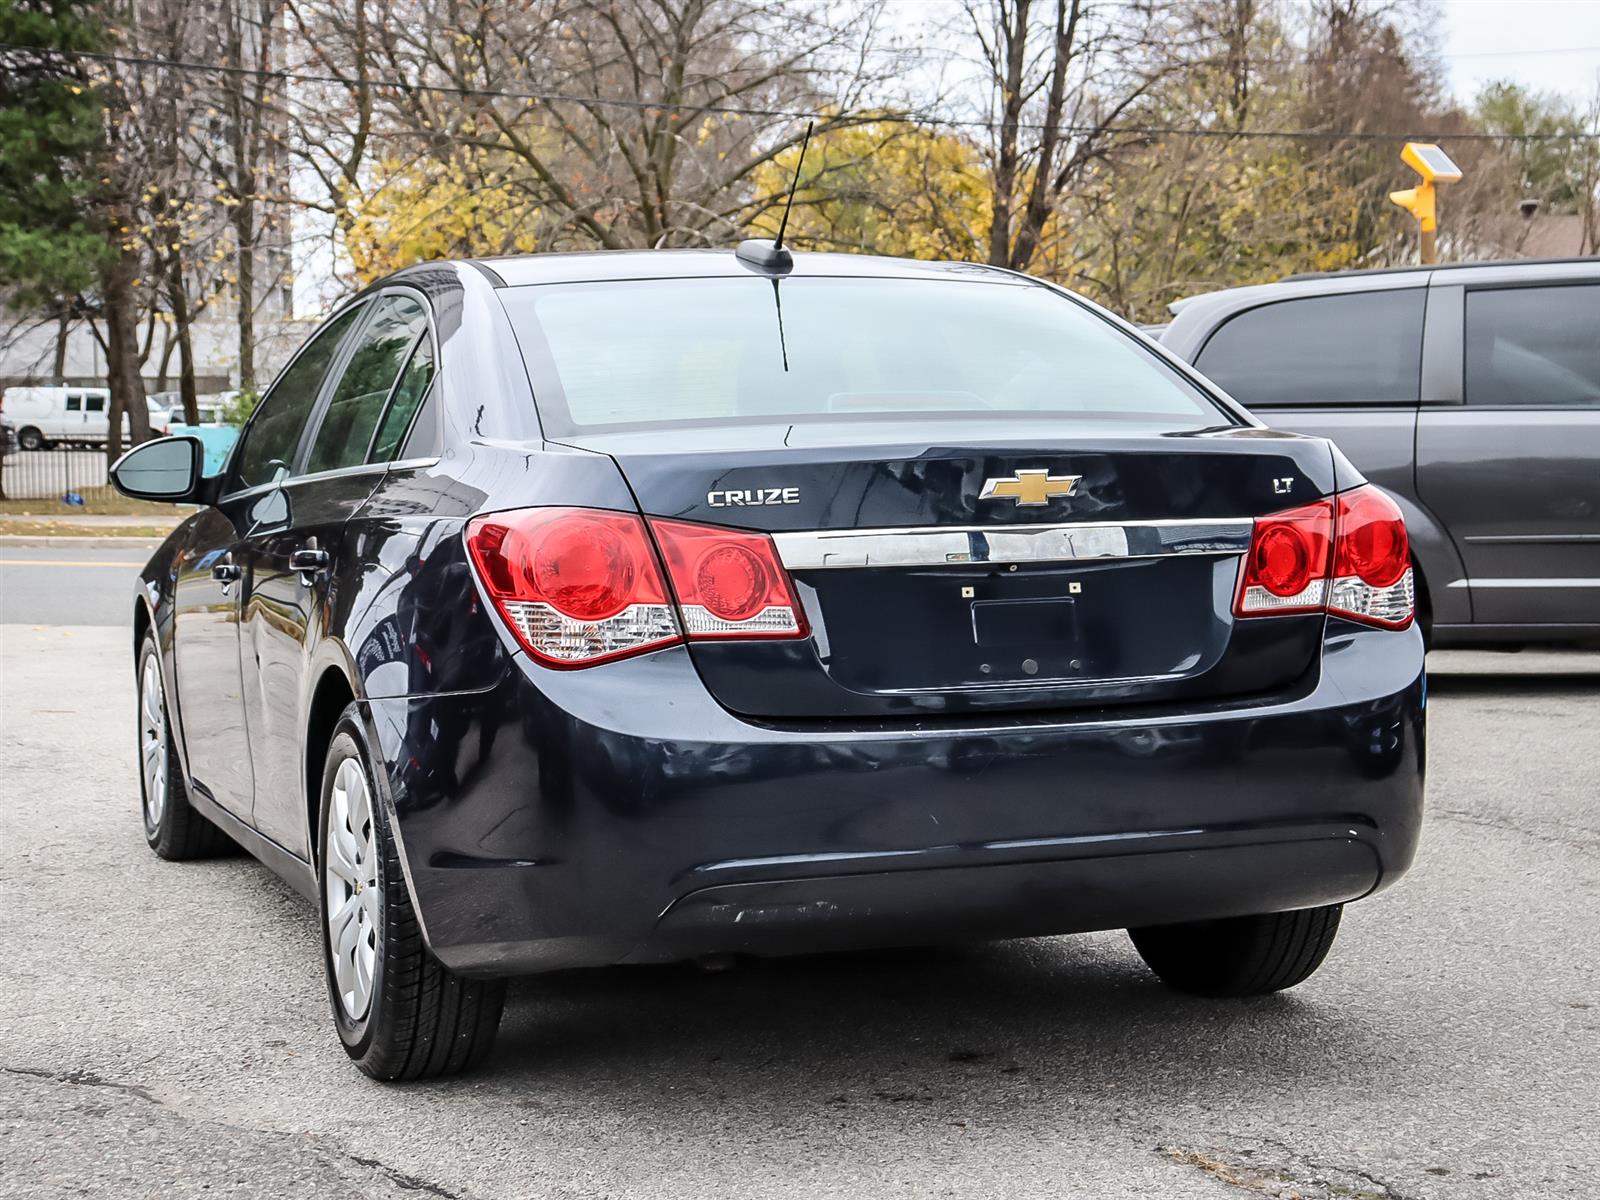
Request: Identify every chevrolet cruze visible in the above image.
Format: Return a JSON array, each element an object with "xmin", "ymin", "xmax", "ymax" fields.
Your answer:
[{"xmin": 113, "ymin": 247, "xmax": 1425, "ymax": 1080}]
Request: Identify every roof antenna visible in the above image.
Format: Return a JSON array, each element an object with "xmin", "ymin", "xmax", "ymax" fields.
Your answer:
[{"xmin": 736, "ymin": 120, "xmax": 813, "ymax": 273}]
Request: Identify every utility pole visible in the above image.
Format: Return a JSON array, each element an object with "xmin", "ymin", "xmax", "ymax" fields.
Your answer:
[{"xmin": 1390, "ymin": 142, "xmax": 1462, "ymax": 265}]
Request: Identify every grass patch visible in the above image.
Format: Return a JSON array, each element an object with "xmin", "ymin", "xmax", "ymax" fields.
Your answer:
[
  {"xmin": 0, "ymin": 495, "xmax": 183, "ymax": 518},
  {"xmin": 0, "ymin": 518, "xmax": 176, "ymax": 538}
]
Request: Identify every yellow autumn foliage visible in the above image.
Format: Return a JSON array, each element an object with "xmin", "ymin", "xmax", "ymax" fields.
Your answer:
[
  {"xmin": 750, "ymin": 121, "xmax": 992, "ymax": 262},
  {"xmin": 346, "ymin": 157, "xmax": 541, "ymax": 283}
]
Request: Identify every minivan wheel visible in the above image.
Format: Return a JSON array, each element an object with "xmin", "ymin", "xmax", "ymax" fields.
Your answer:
[
  {"xmin": 137, "ymin": 634, "xmax": 232, "ymax": 859},
  {"xmin": 1128, "ymin": 904, "xmax": 1342, "ymax": 997},
  {"xmin": 17, "ymin": 426, "xmax": 44, "ymax": 451},
  {"xmin": 318, "ymin": 706, "xmax": 505, "ymax": 1080}
]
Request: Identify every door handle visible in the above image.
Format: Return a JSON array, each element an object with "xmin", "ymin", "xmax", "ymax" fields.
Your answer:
[
  {"xmin": 212, "ymin": 557, "xmax": 241, "ymax": 585},
  {"xmin": 290, "ymin": 546, "xmax": 330, "ymax": 582}
]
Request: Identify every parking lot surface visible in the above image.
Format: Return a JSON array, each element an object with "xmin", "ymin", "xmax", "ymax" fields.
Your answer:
[{"xmin": 2, "ymin": 586, "xmax": 1597, "ymax": 1197}]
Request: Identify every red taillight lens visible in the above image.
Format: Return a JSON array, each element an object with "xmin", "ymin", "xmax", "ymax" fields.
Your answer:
[
  {"xmin": 649, "ymin": 518, "xmax": 808, "ymax": 639},
  {"xmin": 1234, "ymin": 486, "xmax": 1413, "ymax": 629},
  {"xmin": 1236, "ymin": 499, "xmax": 1333, "ymax": 615},
  {"xmin": 465, "ymin": 508, "xmax": 681, "ymax": 667},
  {"xmin": 1329, "ymin": 485, "xmax": 1414, "ymax": 627},
  {"xmin": 1333, "ymin": 486, "xmax": 1409, "ymax": 588}
]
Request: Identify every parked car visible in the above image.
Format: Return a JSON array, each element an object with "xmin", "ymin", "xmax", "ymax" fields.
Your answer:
[
  {"xmin": 162, "ymin": 400, "xmax": 227, "ymax": 428},
  {"xmin": 4, "ymin": 386, "xmax": 171, "ymax": 449},
  {"xmin": 1160, "ymin": 258, "xmax": 1600, "ymax": 645},
  {"xmin": 112, "ymin": 248, "xmax": 1425, "ymax": 1081}
]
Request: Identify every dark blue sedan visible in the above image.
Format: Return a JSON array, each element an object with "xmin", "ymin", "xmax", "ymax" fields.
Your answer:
[{"xmin": 112, "ymin": 248, "xmax": 1424, "ymax": 1079}]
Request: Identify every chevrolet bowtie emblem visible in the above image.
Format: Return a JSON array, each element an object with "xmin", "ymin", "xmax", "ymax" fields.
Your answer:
[{"xmin": 979, "ymin": 469, "xmax": 1082, "ymax": 506}]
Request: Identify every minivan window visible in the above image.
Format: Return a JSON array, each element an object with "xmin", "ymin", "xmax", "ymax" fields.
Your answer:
[
  {"xmin": 226, "ymin": 302, "xmax": 367, "ymax": 493},
  {"xmin": 1195, "ymin": 289, "xmax": 1425, "ymax": 408},
  {"xmin": 1465, "ymin": 285, "xmax": 1600, "ymax": 408},
  {"xmin": 86, "ymin": 395, "xmax": 105, "ymax": 413},
  {"xmin": 501, "ymin": 276, "xmax": 1224, "ymax": 434},
  {"xmin": 66, "ymin": 395, "xmax": 82, "ymax": 412},
  {"xmin": 306, "ymin": 295, "xmax": 428, "ymax": 474}
]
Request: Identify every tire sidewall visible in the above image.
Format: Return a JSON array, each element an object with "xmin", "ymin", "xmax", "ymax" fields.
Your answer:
[{"xmin": 318, "ymin": 717, "xmax": 389, "ymax": 1057}]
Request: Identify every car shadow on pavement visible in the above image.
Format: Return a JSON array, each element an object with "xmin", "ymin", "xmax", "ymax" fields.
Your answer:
[
  {"xmin": 1425, "ymin": 672, "xmax": 1600, "ymax": 697},
  {"xmin": 466, "ymin": 936, "xmax": 1391, "ymax": 1111}
]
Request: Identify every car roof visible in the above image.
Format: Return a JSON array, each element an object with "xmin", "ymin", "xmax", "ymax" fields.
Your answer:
[
  {"xmin": 466, "ymin": 248, "xmax": 1022, "ymax": 288},
  {"xmin": 1279, "ymin": 256, "xmax": 1596, "ymax": 283},
  {"xmin": 1165, "ymin": 255, "xmax": 1598, "ymax": 320}
]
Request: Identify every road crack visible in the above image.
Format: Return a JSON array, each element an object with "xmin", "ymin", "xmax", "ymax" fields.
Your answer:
[
  {"xmin": 3, "ymin": 1063, "xmax": 468, "ymax": 1199},
  {"xmin": 1161, "ymin": 1139, "xmax": 1431, "ymax": 1200},
  {"xmin": 1431, "ymin": 807, "xmax": 1600, "ymax": 855}
]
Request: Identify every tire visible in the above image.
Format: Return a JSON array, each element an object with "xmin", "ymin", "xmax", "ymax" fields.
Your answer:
[
  {"xmin": 17, "ymin": 426, "xmax": 44, "ymax": 451},
  {"xmin": 318, "ymin": 706, "xmax": 505, "ymax": 1080},
  {"xmin": 137, "ymin": 634, "xmax": 232, "ymax": 859},
  {"xmin": 1128, "ymin": 904, "xmax": 1343, "ymax": 998}
]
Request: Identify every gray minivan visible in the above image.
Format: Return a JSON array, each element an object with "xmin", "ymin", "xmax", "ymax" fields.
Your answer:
[{"xmin": 1161, "ymin": 258, "xmax": 1600, "ymax": 645}]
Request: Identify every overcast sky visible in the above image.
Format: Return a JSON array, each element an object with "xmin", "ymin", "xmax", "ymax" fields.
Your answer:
[{"xmin": 1437, "ymin": 0, "xmax": 1600, "ymax": 105}]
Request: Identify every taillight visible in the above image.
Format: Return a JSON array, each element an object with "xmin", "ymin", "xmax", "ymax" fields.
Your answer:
[
  {"xmin": 465, "ymin": 508, "xmax": 681, "ymax": 668},
  {"xmin": 1328, "ymin": 485, "xmax": 1414, "ymax": 627},
  {"xmin": 464, "ymin": 508, "xmax": 808, "ymax": 667},
  {"xmin": 1235, "ymin": 499, "xmax": 1333, "ymax": 616},
  {"xmin": 1235, "ymin": 485, "xmax": 1413, "ymax": 629},
  {"xmin": 649, "ymin": 518, "xmax": 808, "ymax": 638}
]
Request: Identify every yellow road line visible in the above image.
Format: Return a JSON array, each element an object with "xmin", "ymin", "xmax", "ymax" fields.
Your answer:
[{"xmin": 0, "ymin": 559, "xmax": 144, "ymax": 568}]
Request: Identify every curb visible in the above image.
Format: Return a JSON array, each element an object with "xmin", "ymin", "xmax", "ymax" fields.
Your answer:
[{"xmin": 0, "ymin": 535, "xmax": 164, "ymax": 548}]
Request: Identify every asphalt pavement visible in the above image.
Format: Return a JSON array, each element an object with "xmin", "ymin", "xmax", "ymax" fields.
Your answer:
[
  {"xmin": 0, "ymin": 543, "xmax": 162, "ymax": 626},
  {"xmin": 1, "ymin": 552, "xmax": 1597, "ymax": 1199}
]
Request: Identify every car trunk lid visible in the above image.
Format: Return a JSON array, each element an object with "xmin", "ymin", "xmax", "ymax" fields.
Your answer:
[{"xmin": 560, "ymin": 419, "xmax": 1336, "ymax": 719}]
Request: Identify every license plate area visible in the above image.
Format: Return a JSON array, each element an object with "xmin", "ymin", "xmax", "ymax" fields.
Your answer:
[{"xmin": 971, "ymin": 597, "xmax": 1079, "ymax": 649}]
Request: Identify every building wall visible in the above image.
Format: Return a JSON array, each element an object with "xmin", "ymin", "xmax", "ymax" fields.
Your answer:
[{"xmin": 0, "ymin": 307, "xmax": 318, "ymax": 397}]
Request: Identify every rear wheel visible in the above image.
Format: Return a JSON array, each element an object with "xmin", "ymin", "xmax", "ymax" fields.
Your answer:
[
  {"xmin": 318, "ymin": 707, "xmax": 505, "ymax": 1080},
  {"xmin": 1128, "ymin": 904, "xmax": 1343, "ymax": 997},
  {"xmin": 137, "ymin": 634, "xmax": 232, "ymax": 859}
]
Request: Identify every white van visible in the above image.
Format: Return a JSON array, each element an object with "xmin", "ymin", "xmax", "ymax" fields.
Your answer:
[{"xmin": 1, "ymin": 387, "xmax": 171, "ymax": 449}]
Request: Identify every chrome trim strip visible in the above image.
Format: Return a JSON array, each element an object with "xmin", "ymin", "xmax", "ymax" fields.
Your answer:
[
  {"xmin": 772, "ymin": 518, "xmax": 1254, "ymax": 570},
  {"xmin": 1448, "ymin": 577, "xmax": 1600, "ymax": 589}
]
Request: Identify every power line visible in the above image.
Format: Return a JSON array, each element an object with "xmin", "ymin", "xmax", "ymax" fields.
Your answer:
[{"xmin": 3, "ymin": 42, "xmax": 1597, "ymax": 143}]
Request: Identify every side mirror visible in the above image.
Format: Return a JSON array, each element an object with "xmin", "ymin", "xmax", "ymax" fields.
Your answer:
[{"xmin": 110, "ymin": 435, "xmax": 204, "ymax": 503}]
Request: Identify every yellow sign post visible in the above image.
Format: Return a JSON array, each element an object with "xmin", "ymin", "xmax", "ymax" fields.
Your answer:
[{"xmin": 1390, "ymin": 142, "xmax": 1462, "ymax": 265}]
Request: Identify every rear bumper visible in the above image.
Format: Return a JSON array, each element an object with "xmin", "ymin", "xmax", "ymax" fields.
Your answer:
[{"xmin": 364, "ymin": 620, "xmax": 1425, "ymax": 976}]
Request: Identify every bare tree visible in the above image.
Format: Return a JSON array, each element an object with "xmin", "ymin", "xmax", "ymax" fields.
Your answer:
[
  {"xmin": 961, "ymin": 0, "xmax": 1176, "ymax": 273},
  {"xmin": 198, "ymin": 0, "xmax": 288, "ymax": 393}
]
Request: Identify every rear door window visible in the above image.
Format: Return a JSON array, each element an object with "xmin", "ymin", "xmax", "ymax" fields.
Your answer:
[
  {"xmin": 1465, "ymin": 285, "xmax": 1600, "ymax": 407},
  {"xmin": 1195, "ymin": 290, "xmax": 1425, "ymax": 408},
  {"xmin": 226, "ymin": 302, "xmax": 367, "ymax": 494},
  {"xmin": 369, "ymin": 335, "xmax": 435, "ymax": 462},
  {"xmin": 305, "ymin": 294, "xmax": 428, "ymax": 474}
]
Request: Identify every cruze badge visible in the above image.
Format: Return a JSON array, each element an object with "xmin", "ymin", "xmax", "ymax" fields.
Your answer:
[
  {"xmin": 707, "ymin": 486, "xmax": 801, "ymax": 508},
  {"xmin": 979, "ymin": 469, "xmax": 1082, "ymax": 507}
]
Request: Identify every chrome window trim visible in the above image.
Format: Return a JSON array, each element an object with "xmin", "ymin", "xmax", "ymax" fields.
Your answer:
[{"xmin": 772, "ymin": 518, "xmax": 1254, "ymax": 571}]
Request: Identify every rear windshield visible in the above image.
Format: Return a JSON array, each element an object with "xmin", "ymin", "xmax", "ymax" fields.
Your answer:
[{"xmin": 499, "ymin": 276, "xmax": 1227, "ymax": 435}]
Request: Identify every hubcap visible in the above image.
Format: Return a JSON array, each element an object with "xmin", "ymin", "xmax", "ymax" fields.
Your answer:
[
  {"xmin": 139, "ymin": 656, "xmax": 168, "ymax": 830},
  {"xmin": 324, "ymin": 755, "xmax": 379, "ymax": 1021}
]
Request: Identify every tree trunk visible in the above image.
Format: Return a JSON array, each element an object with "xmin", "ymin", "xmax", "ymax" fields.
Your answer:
[
  {"xmin": 155, "ymin": 324, "xmax": 176, "ymax": 391},
  {"xmin": 235, "ymin": 196, "xmax": 256, "ymax": 392},
  {"xmin": 53, "ymin": 307, "xmax": 70, "ymax": 385},
  {"xmin": 102, "ymin": 237, "xmax": 152, "ymax": 463},
  {"xmin": 985, "ymin": 0, "xmax": 1032, "ymax": 267},
  {"xmin": 169, "ymin": 257, "xmax": 200, "ymax": 424}
]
